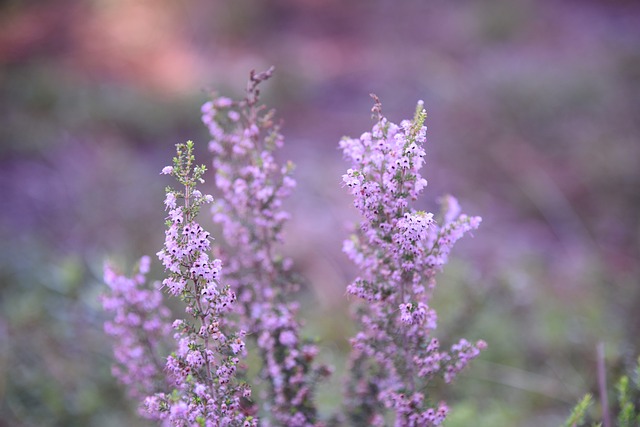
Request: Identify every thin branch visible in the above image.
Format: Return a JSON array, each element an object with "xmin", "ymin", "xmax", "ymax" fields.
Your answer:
[{"xmin": 597, "ymin": 342, "xmax": 611, "ymax": 427}]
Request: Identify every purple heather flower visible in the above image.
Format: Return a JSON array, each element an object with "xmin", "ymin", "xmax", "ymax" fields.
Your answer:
[
  {"xmin": 200, "ymin": 69, "xmax": 328, "ymax": 426},
  {"xmin": 102, "ymin": 256, "xmax": 171, "ymax": 407},
  {"xmin": 342, "ymin": 98, "xmax": 484, "ymax": 425},
  {"xmin": 106, "ymin": 141, "xmax": 255, "ymax": 426}
]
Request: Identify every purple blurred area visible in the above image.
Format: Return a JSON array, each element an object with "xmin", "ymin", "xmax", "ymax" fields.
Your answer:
[{"xmin": 1, "ymin": 0, "xmax": 639, "ymax": 425}]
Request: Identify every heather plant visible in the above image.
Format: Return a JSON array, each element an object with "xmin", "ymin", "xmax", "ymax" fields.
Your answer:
[
  {"xmin": 104, "ymin": 141, "xmax": 256, "ymax": 426},
  {"xmin": 103, "ymin": 72, "xmax": 485, "ymax": 426},
  {"xmin": 102, "ymin": 255, "xmax": 172, "ymax": 405},
  {"xmin": 340, "ymin": 96, "xmax": 485, "ymax": 426},
  {"xmin": 200, "ymin": 67, "xmax": 329, "ymax": 426}
]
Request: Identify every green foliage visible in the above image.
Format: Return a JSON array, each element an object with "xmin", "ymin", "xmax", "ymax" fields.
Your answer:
[
  {"xmin": 565, "ymin": 356, "xmax": 640, "ymax": 427},
  {"xmin": 563, "ymin": 394, "xmax": 593, "ymax": 427},
  {"xmin": 615, "ymin": 361, "xmax": 640, "ymax": 427}
]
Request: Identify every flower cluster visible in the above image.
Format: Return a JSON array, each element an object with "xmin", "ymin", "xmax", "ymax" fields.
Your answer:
[
  {"xmin": 102, "ymin": 256, "xmax": 171, "ymax": 408},
  {"xmin": 201, "ymin": 68, "xmax": 328, "ymax": 426},
  {"xmin": 340, "ymin": 97, "xmax": 486, "ymax": 426},
  {"xmin": 106, "ymin": 141, "xmax": 256, "ymax": 427},
  {"xmin": 103, "ymin": 73, "xmax": 485, "ymax": 427},
  {"xmin": 150, "ymin": 141, "xmax": 255, "ymax": 427}
]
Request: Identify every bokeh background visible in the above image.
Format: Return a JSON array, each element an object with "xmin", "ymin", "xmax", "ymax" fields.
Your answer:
[{"xmin": 1, "ymin": 0, "xmax": 639, "ymax": 425}]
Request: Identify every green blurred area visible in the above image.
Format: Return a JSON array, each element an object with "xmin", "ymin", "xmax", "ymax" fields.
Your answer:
[{"xmin": 1, "ymin": 0, "xmax": 639, "ymax": 425}]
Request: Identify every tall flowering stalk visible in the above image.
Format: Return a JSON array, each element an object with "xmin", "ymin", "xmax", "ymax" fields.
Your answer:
[
  {"xmin": 340, "ymin": 97, "xmax": 486, "ymax": 426},
  {"xmin": 152, "ymin": 140, "xmax": 255, "ymax": 426},
  {"xmin": 105, "ymin": 141, "xmax": 256, "ymax": 426},
  {"xmin": 200, "ymin": 68, "xmax": 329, "ymax": 426}
]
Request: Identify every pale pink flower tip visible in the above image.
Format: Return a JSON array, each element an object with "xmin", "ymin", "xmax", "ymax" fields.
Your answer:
[{"xmin": 161, "ymin": 166, "xmax": 173, "ymax": 175}]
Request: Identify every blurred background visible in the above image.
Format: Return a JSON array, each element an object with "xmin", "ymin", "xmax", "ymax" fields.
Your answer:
[{"xmin": 1, "ymin": 0, "xmax": 639, "ymax": 425}]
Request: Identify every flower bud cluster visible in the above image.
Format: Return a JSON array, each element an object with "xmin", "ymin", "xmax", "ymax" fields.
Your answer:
[
  {"xmin": 341, "ymin": 98, "xmax": 485, "ymax": 426},
  {"xmin": 200, "ymin": 68, "xmax": 328, "ymax": 426}
]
